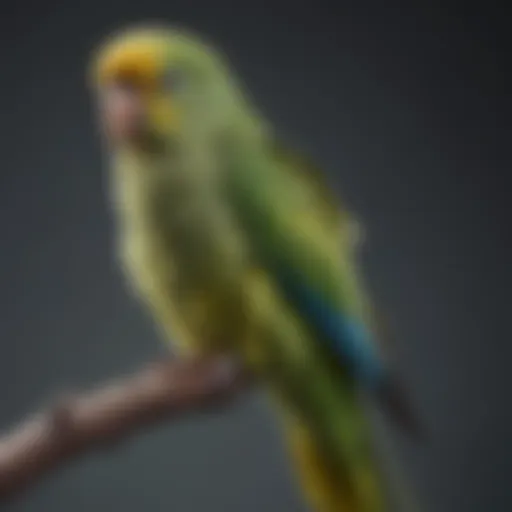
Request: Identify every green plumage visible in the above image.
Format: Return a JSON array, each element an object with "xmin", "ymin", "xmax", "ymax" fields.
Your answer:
[{"xmin": 92, "ymin": 25, "xmax": 420, "ymax": 512}]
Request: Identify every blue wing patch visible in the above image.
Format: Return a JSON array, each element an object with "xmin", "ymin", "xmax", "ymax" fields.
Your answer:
[{"xmin": 276, "ymin": 265, "xmax": 386, "ymax": 388}]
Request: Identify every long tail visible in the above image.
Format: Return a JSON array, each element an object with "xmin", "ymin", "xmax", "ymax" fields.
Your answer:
[
  {"xmin": 280, "ymin": 409, "xmax": 385, "ymax": 512},
  {"xmin": 271, "ymin": 394, "xmax": 422, "ymax": 512}
]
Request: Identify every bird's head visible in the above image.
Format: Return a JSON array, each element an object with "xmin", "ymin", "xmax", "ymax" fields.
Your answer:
[{"xmin": 90, "ymin": 24, "xmax": 252, "ymax": 154}]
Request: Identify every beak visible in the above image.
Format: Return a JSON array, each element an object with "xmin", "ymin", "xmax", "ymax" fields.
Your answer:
[{"xmin": 99, "ymin": 84, "xmax": 147, "ymax": 146}]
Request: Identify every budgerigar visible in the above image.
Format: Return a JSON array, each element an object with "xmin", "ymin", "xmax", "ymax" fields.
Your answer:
[{"xmin": 90, "ymin": 24, "xmax": 421, "ymax": 512}]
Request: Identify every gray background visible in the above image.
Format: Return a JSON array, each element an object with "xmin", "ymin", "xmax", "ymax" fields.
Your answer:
[{"xmin": 0, "ymin": 2, "xmax": 509, "ymax": 511}]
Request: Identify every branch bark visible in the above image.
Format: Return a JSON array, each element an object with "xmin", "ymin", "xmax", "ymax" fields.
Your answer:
[{"xmin": 0, "ymin": 356, "xmax": 249, "ymax": 504}]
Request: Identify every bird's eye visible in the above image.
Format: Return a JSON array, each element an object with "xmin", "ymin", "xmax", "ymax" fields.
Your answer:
[{"xmin": 162, "ymin": 68, "xmax": 186, "ymax": 93}]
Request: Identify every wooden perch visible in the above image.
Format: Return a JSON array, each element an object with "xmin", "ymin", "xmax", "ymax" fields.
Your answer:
[{"xmin": 0, "ymin": 356, "xmax": 249, "ymax": 504}]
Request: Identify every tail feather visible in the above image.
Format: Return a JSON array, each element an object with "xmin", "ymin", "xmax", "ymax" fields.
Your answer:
[
  {"xmin": 275, "ymin": 394, "xmax": 423, "ymax": 512},
  {"xmin": 284, "ymin": 416, "xmax": 385, "ymax": 512}
]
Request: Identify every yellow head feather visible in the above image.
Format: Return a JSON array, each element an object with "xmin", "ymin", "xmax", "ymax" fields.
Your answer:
[
  {"xmin": 89, "ymin": 25, "xmax": 265, "ymax": 145},
  {"xmin": 89, "ymin": 27, "xmax": 172, "ymax": 90}
]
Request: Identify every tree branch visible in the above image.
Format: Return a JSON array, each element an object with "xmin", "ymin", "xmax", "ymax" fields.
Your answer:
[{"xmin": 0, "ymin": 356, "xmax": 249, "ymax": 504}]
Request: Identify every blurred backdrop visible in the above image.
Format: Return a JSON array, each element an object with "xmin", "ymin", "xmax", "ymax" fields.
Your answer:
[{"xmin": 0, "ymin": 1, "xmax": 509, "ymax": 511}]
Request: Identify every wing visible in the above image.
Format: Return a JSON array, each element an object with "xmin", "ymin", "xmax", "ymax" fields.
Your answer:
[
  {"xmin": 274, "ymin": 141, "xmax": 394, "ymax": 355},
  {"xmin": 225, "ymin": 140, "xmax": 423, "ymax": 436},
  {"xmin": 273, "ymin": 140, "xmax": 365, "ymax": 253},
  {"xmin": 226, "ymin": 140, "xmax": 387, "ymax": 389}
]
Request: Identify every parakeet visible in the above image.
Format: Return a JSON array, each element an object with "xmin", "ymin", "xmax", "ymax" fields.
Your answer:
[{"xmin": 90, "ymin": 24, "xmax": 421, "ymax": 512}]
